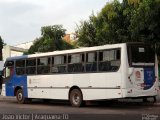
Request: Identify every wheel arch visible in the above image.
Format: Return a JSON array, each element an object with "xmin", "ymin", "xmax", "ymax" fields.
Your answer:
[
  {"xmin": 14, "ymin": 86, "xmax": 22, "ymax": 96},
  {"xmin": 68, "ymin": 86, "xmax": 83, "ymax": 100}
]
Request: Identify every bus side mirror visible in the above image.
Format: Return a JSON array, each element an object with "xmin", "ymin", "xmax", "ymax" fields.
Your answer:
[{"xmin": 128, "ymin": 67, "xmax": 134, "ymax": 75}]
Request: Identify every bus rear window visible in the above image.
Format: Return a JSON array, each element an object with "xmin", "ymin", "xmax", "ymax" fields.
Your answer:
[{"xmin": 127, "ymin": 44, "xmax": 155, "ymax": 66}]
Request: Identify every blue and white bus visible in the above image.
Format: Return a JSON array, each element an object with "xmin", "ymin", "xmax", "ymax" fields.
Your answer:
[{"xmin": 1, "ymin": 43, "xmax": 159, "ymax": 107}]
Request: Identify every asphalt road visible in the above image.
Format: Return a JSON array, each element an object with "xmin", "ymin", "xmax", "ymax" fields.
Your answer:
[{"xmin": 0, "ymin": 96, "xmax": 160, "ymax": 120}]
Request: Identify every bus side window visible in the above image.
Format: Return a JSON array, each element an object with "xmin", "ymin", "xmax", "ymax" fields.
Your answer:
[
  {"xmin": 16, "ymin": 60, "xmax": 25, "ymax": 75},
  {"xmin": 98, "ymin": 50, "xmax": 110, "ymax": 72},
  {"xmin": 4, "ymin": 61, "xmax": 14, "ymax": 78},
  {"xmin": 68, "ymin": 53, "xmax": 84, "ymax": 73},
  {"xmin": 37, "ymin": 57, "xmax": 50, "ymax": 74},
  {"xmin": 51, "ymin": 55, "xmax": 67, "ymax": 73},
  {"xmin": 98, "ymin": 49, "xmax": 121, "ymax": 72},
  {"xmin": 110, "ymin": 49, "xmax": 121, "ymax": 71},
  {"xmin": 26, "ymin": 59, "xmax": 36, "ymax": 75},
  {"xmin": 86, "ymin": 52, "xmax": 97, "ymax": 72}
]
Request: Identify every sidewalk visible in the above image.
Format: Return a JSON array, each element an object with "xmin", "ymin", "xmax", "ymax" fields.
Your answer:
[
  {"xmin": 0, "ymin": 89, "xmax": 16, "ymax": 101},
  {"xmin": 0, "ymin": 95, "xmax": 16, "ymax": 101}
]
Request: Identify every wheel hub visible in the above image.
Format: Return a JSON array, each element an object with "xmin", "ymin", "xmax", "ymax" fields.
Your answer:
[
  {"xmin": 18, "ymin": 93, "xmax": 23, "ymax": 101},
  {"xmin": 73, "ymin": 94, "xmax": 80, "ymax": 105}
]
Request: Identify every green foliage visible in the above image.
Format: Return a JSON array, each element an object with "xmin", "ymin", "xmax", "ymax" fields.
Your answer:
[
  {"xmin": 27, "ymin": 38, "xmax": 44, "ymax": 54},
  {"xmin": 61, "ymin": 40, "xmax": 75, "ymax": 50},
  {"xmin": 129, "ymin": 0, "xmax": 160, "ymax": 56},
  {"xmin": 127, "ymin": 0, "xmax": 140, "ymax": 6},
  {"xmin": 27, "ymin": 25, "xmax": 74, "ymax": 54},
  {"xmin": 76, "ymin": 15, "xmax": 97, "ymax": 47},
  {"xmin": 95, "ymin": 0, "xmax": 130, "ymax": 44},
  {"xmin": 70, "ymin": 40, "xmax": 79, "ymax": 48},
  {"xmin": 77, "ymin": 0, "xmax": 135, "ymax": 45},
  {"xmin": 77, "ymin": 0, "xmax": 160, "ymax": 58}
]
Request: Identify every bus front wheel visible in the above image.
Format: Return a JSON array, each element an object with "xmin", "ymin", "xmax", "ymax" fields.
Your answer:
[
  {"xmin": 69, "ymin": 89, "xmax": 84, "ymax": 107},
  {"xmin": 16, "ymin": 89, "xmax": 31, "ymax": 104}
]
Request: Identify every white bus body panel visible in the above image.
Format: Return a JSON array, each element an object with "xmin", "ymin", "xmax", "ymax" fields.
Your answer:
[
  {"xmin": 26, "ymin": 44, "xmax": 125, "ymax": 100},
  {"xmin": 27, "ymin": 71, "xmax": 123, "ymax": 100}
]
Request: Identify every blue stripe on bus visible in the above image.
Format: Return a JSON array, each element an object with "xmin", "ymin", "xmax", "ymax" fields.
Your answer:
[
  {"xmin": 5, "ymin": 73, "xmax": 28, "ymax": 97},
  {"xmin": 5, "ymin": 55, "xmax": 28, "ymax": 97}
]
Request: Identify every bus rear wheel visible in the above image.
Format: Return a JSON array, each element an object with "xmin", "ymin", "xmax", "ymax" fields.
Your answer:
[
  {"xmin": 16, "ymin": 89, "xmax": 31, "ymax": 104},
  {"xmin": 69, "ymin": 89, "xmax": 84, "ymax": 107}
]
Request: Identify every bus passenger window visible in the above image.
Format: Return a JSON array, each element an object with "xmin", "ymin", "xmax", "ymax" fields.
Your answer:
[
  {"xmin": 51, "ymin": 55, "xmax": 67, "ymax": 73},
  {"xmin": 26, "ymin": 59, "xmax": 36, "ymax": 75},
  {"xmin": 71, "ymin": 54, "xmax": 81, "ymax": 63},
  {"xmin": 98, "ymin": 49, "xmax": 121, "ymax": 72},
  {"xmin": 98, "ymin": 50, "xmax": 110, "ymax": 72},
  {"xmin": 16, "ymin": 60, "xmax": 25, "ymax": 75},
  {"xmin": 68, "ymin": 53, "xmax": 84, "ymax": 73},
  {"xmin": 109, "ymin": 50, "xmax": 115, "ymax": 61},
  {"xmin": 86, "ymin": 52, "xmax": 97, "ymax": 72},
  {"xmin": 110, "ymin": 50, "xmax": 121, "ymax": 71},
  {"xmin": 4, "ymin": 61, "xmax": 14, "ymax": 78},
  {"xmin": 37, "ymin": 57, "xmax": 50, "ymax": 74}
]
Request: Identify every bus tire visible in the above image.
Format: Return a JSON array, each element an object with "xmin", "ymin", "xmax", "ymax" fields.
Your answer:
[
  {"xmin": 16, "ymin": 89, "xmax": 31, "ymax": 104},
  {"xmin": 69, "ymin": 89, "xmax": 84, "ymax": 107}
]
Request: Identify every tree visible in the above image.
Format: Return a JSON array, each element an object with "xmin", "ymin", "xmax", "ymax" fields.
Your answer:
[
  {"xmin": 94, "ymin": 0, "xmax": 129, "ymax": 44},
  {"xmin": 27, "ymin": 37, "xmax": 43, "ymax": 54},
  {"xmin": 41, "ymin": 25, "xmax": 66, "ymax": 51},
  {"xmin": 77, "ymin": 0, "xmax": 160, "ymax": 59},
  {"xmin": 27, "ymin": 25, "xmax": 74, "ymax": 54},
  {"xmin": 129, "ymin": 0, "xmax": 160, "ymax": 56},
  {"xmin": 76, "ymin": 15, "xmax": 97, "ymax": 47},
  {"xmin": 77, "ymin": 0, "xmax": 137, "ymax": 46},
  {"xmin": 127, "ymin": 0, "xmax": 140, "ymax": 6}
]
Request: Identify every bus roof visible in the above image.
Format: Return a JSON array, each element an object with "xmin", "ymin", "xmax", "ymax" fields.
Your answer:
[{"xmin": 6, "ymin": 43, "xmax": 127, "ymax": 61}]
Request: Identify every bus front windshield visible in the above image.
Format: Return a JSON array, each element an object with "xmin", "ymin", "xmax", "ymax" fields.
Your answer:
[
  {"xmin": 3, "ymin": 61, "xmax": 14, "ymax": 79},
  {"xmin": 127, "ymin": 44, "xmax": 155, "ymax": 67}
]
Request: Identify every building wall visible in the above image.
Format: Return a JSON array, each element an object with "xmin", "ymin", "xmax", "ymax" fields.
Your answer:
[
  {"xmin": 15, "ymin": 41, "xmax": 34, "ymax": 49},
  {"xmin": 2, "ymin": 45, "xmax": 27, "ymax": 61},
  {"xmin": 2, "ymin": 45, "xmax": 11, "ymax": 61},
  {"xmin": 0, "ymin": 61, "xmax": 4, "ymax": 71},
  {"xmin": 10, "ymin": 50, "xmax": 24, "ymax": 57}
]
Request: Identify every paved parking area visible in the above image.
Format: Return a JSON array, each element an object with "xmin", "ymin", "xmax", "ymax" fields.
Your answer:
[{"xmin": 0, "ymin": 96, "xmax": 160, "ymax": 120}]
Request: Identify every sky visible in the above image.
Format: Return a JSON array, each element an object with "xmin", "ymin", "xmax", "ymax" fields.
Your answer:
[{"xmin": 0, "ymin": 0, "xmax": 110, "ymax": 46}]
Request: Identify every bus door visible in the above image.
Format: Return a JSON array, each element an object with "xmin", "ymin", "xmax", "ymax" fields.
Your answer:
[{"xmin": 3, "ymin": 61, "xmax": 14, "ymax": 96}]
